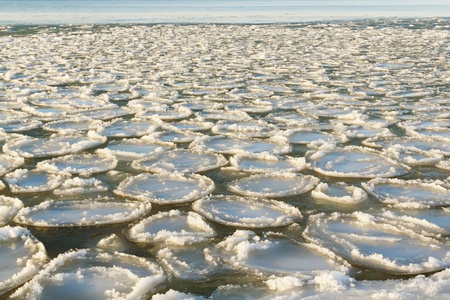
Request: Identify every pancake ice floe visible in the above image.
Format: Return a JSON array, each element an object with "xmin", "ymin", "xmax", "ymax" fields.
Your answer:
[
  {"xmin": 306, "ymin": 145, "xmax": 410, "ymax": 178},
  {"xmin": 0, "ymin": 226, "xmax": 47, "ymax": 296},
  {"xmin": 10, "ymin": 249, "xmax": 166, "ymax": 299},
  {"xmin": 311, "ymin": 182, "xmax": 368, "ymax": 204},
  {"xmin": 192, "ymin": 195, "xmax": 302, "ymax": 228},
  {"xmin": 229, "ymin": 153, "xmax": 306, "ymax": 173},
  {"xmin": 303, "ymin": 212, "xmax": 450, "ymax": 274},
  {"xmin": 3, "ymin": 131, "xmax": 106, "ymax": 158},
  {"xmin": 36, "ymin": 152, "xmax": 118, "ymax": 175},
  {"xmin": 131, "ymin": 149, "xmax": 227, "ymax": 174},
  {"xmin": 115, "ymin": 173, "xmax": 214, "ymax": 204},
  {"xmin": 5, "ymin": 169, "xmax": 67, "ymax": 193},
  {"xmin": 362, "ymin": 178, "xmax": 450, "ymax": 208},
  {"xmin": 127, "ymin": 210, "xmax": 215, "ymax": 246},
  {"xmin": 13, "ymin": 198, "xmax": 151, "ymax": 227},
  {"xmin": 227, "ymin": 173, "xmax": 319, "ymax": 198}
]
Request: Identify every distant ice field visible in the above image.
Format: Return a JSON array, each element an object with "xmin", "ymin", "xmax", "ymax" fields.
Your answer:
[{"xmin": 0, "ymin": 19, "xmax": 449, "ymax": 298}]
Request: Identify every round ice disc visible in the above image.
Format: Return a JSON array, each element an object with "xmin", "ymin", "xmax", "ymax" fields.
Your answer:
[
  {"xmin": 98, "ymin": 118, "xmax": 156, "ymax": 137},
  {"xmin": 160, "ymin": 120, "xmax": 214, "ymax": 132},
  {"xmin": 99, "ymin": 137, "xmax": 174, "ymax": 161},
  {"xmin": 149, "ymin": 130, "xmax": 204, "ymax": 144},
  {"xmin": 0, "ymin": 226, "xmax": 47, "ymax": 296},
  {"xmin": 42, "ymin": 118, "xmax": 102, "ymax": 133},
  {"xmin": 73, "ymin": 106, "xmax": 134, "ymax": 120},
  {"xmin": 127, "ymin": 210, "xmax": 215, "ymax": 245},
  {"xmin": 13, "ymin": 199, "xmax": 152, "ymax": 227},
  {"xmin": 11, "ymin": 249, "xmax": 166, "ymax": 299},
  {"xmin": 362, "ymin": 178, "xmax": 450, "ymax": 208},
  {"xmin": 362, "ymin": 137, "xmax": 450, "ymax": 156},
  {"xmin": 3, "ymin": 132, "xmax": 106, "ymax": 158},
  {"xmin": 0, "ymin": 196, "xmax": 23, "ymax": 226},
  {"xmin": 193, "ymin": 195, "xmax": 302, "ymax": 228},
  {"xmin": 307, "ymin": 146, "xmax": 409, "ymax": 178},
  {"xmin": 156, "ymin": 244, "xmax": 228, "ymax": 282},
  {"xmin": 5, "ymin": 169, "xmax": 66, "ymax": 193},
  {"xmin": 190, "ymin": 136, "xmax": 291, "ymax": 155},
  {"xmin": 311, "ymin": 182, "xmax": 368, "ymax": 204},
  {"xmin": 217, "ymin": 231, "xmax": 345, "ymax": 276},
  {"xmin": 132, "ymin": 149, "xmax": 228, "ymax": 174},
  {"xmin": 115, "ymin": 173, "xmax": 215, "ymax": 204},
  {"xmin": 229, "ymin": 154, "xmax": 306, "ymax": 173},
  {"xmin": 227, "ymin": 173, "xmax": 319, "ymax": 198},
  {"xmin": 37, "ymin": 152, "xmax": 118, "ymax": 175},
  {"xmin": 304, "ymin": 212, "xmax": 450, "ymax": 275}
]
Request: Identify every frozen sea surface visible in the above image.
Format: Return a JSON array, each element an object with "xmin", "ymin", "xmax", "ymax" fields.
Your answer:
[{"xmin": 0, "ymin": 18, "xmax": 449, "ymax": 298}]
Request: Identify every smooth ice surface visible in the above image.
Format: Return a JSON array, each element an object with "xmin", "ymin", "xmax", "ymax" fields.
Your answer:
[
  {"xmin": 190, "ymin": 136, "xmax": 291, "ymax": 155},
  {"xmin": 156, "ymin": 244, "xmax": 228, "ymax": 282},
  {"xmin": 217, "ymin": 231, "xmax": 345, "ymax": 277},
  {"xmin": 193, "ymin": 195, "xmax": 302, "ymax": 228},
  {"xmin": 128, "ymin": 210, "xmax": 215, "ymax": 245},
  {"xmin": 98, "ymin": 118, "xmax": 156, "ymax": 137},
  {"xmin": 0, "ymin": 154, "xmax": 24, "ymax": 176},
  {"xmin": 362, "ymin": 178, "xmax": 450, "ymax": 208},
  {"xmin": 3, "ymin": 132, "xmax": 106, "ymax": 158},
  {"xmin": 5, "ymin": 169, "xmax": 66, "ymax": 193},
  {"xmin": 132, "ymin": 149, "xmax": 227, "ymax": 174},
  {"xmin": 304, "ymin": 212, "xmax": 450, "ymax": 274},
  {"xmin": 311, "ymin": 182, "xmax": 368, "ymax": 204},
  {"xmin": 227, "ymin": 173, "xmax": 319, "ymax": 198},
  {"xmin": 37, "ymin": 152, "xmax": 118, "ymax": 175},
  {"xmin": 11, "ymin": 249, "xmax": 166, "ymax": 299},
  {"xmin": 307, "ymin": 146, "xmax": 410, "ymax": 178},
  {"xmin": 99, "ymin": 138, "xmax": 173, "ymax": 161},
  {"xmin": 229, "ymin": 154, "xmax": 306, "ymax": 173},
  {"xmin": 0, "ymin": 226, "xmax": 47, "ymax": 296},
  {"xmin": 115, "ymin": 173, "xmax": 215, "ymax": 204},
  {"xmin": 13, "ymin": 199, "xmax": 152, "ymax": 227}
]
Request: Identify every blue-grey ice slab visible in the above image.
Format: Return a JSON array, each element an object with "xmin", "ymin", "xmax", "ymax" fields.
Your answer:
[
  {"xmin": 193, "ymin": 195, "xmax": 302, "ymax": 228},
  {"xmin": 217, "ymin": 231, "xmax": 347, "ymax": 277},
  {"xmin": 304, "ymin": 212, "xmax": 450, "ymax": 275},
  {"xmin": 307, "ymin": 146, "xmax": 409, "ymax": 178},
  {"xmin": 227, "ymin": 173, "xmax": 319, "ymax": 198},
  {"xmin": 3, "ymin": 132, "xmax": 106, "ymax": 158},
  {"xmin": 190, "ymin": 136, "xmax": 291, "ymax": 155},
  {"xmin": 131, "ymin": 149, "xmax": 227, "ymax": 174},
  {"xmin": 0, "ymin": 226, "xmax": 47, "ymax": 296},
  {"xmin": 36, "ymin": 152, "xmax": 118, "ymax": 175},
  {"xmin": 362, "ymin": 178, "xmax": 450, "ymax": 208},
  {"xmin": 160, "ymin": 119, "xmax": 214, "ymax": 132},
  {"xmin": 13, "ymin": 199, "xmax": 151, "ymax": 227},
  {"xmin": 115, "ymin": 173, "xmax": 215, "ymax": 204},
  {"xmin": 10, "ymin": 249, "xmax": 166, "ymax": 299},
  {"xmin": 127, "ymin": 210, "xmax": 215, "ymax": 245},
  {"xmin": 282, "ymin": 129, "xmax": 336, "ymax": 145}
]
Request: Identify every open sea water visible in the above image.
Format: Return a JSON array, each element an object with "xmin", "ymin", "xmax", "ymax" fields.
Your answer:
[{"xmin": 0, "ymin": 1, "xmax": 450, "ymax": 299}]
